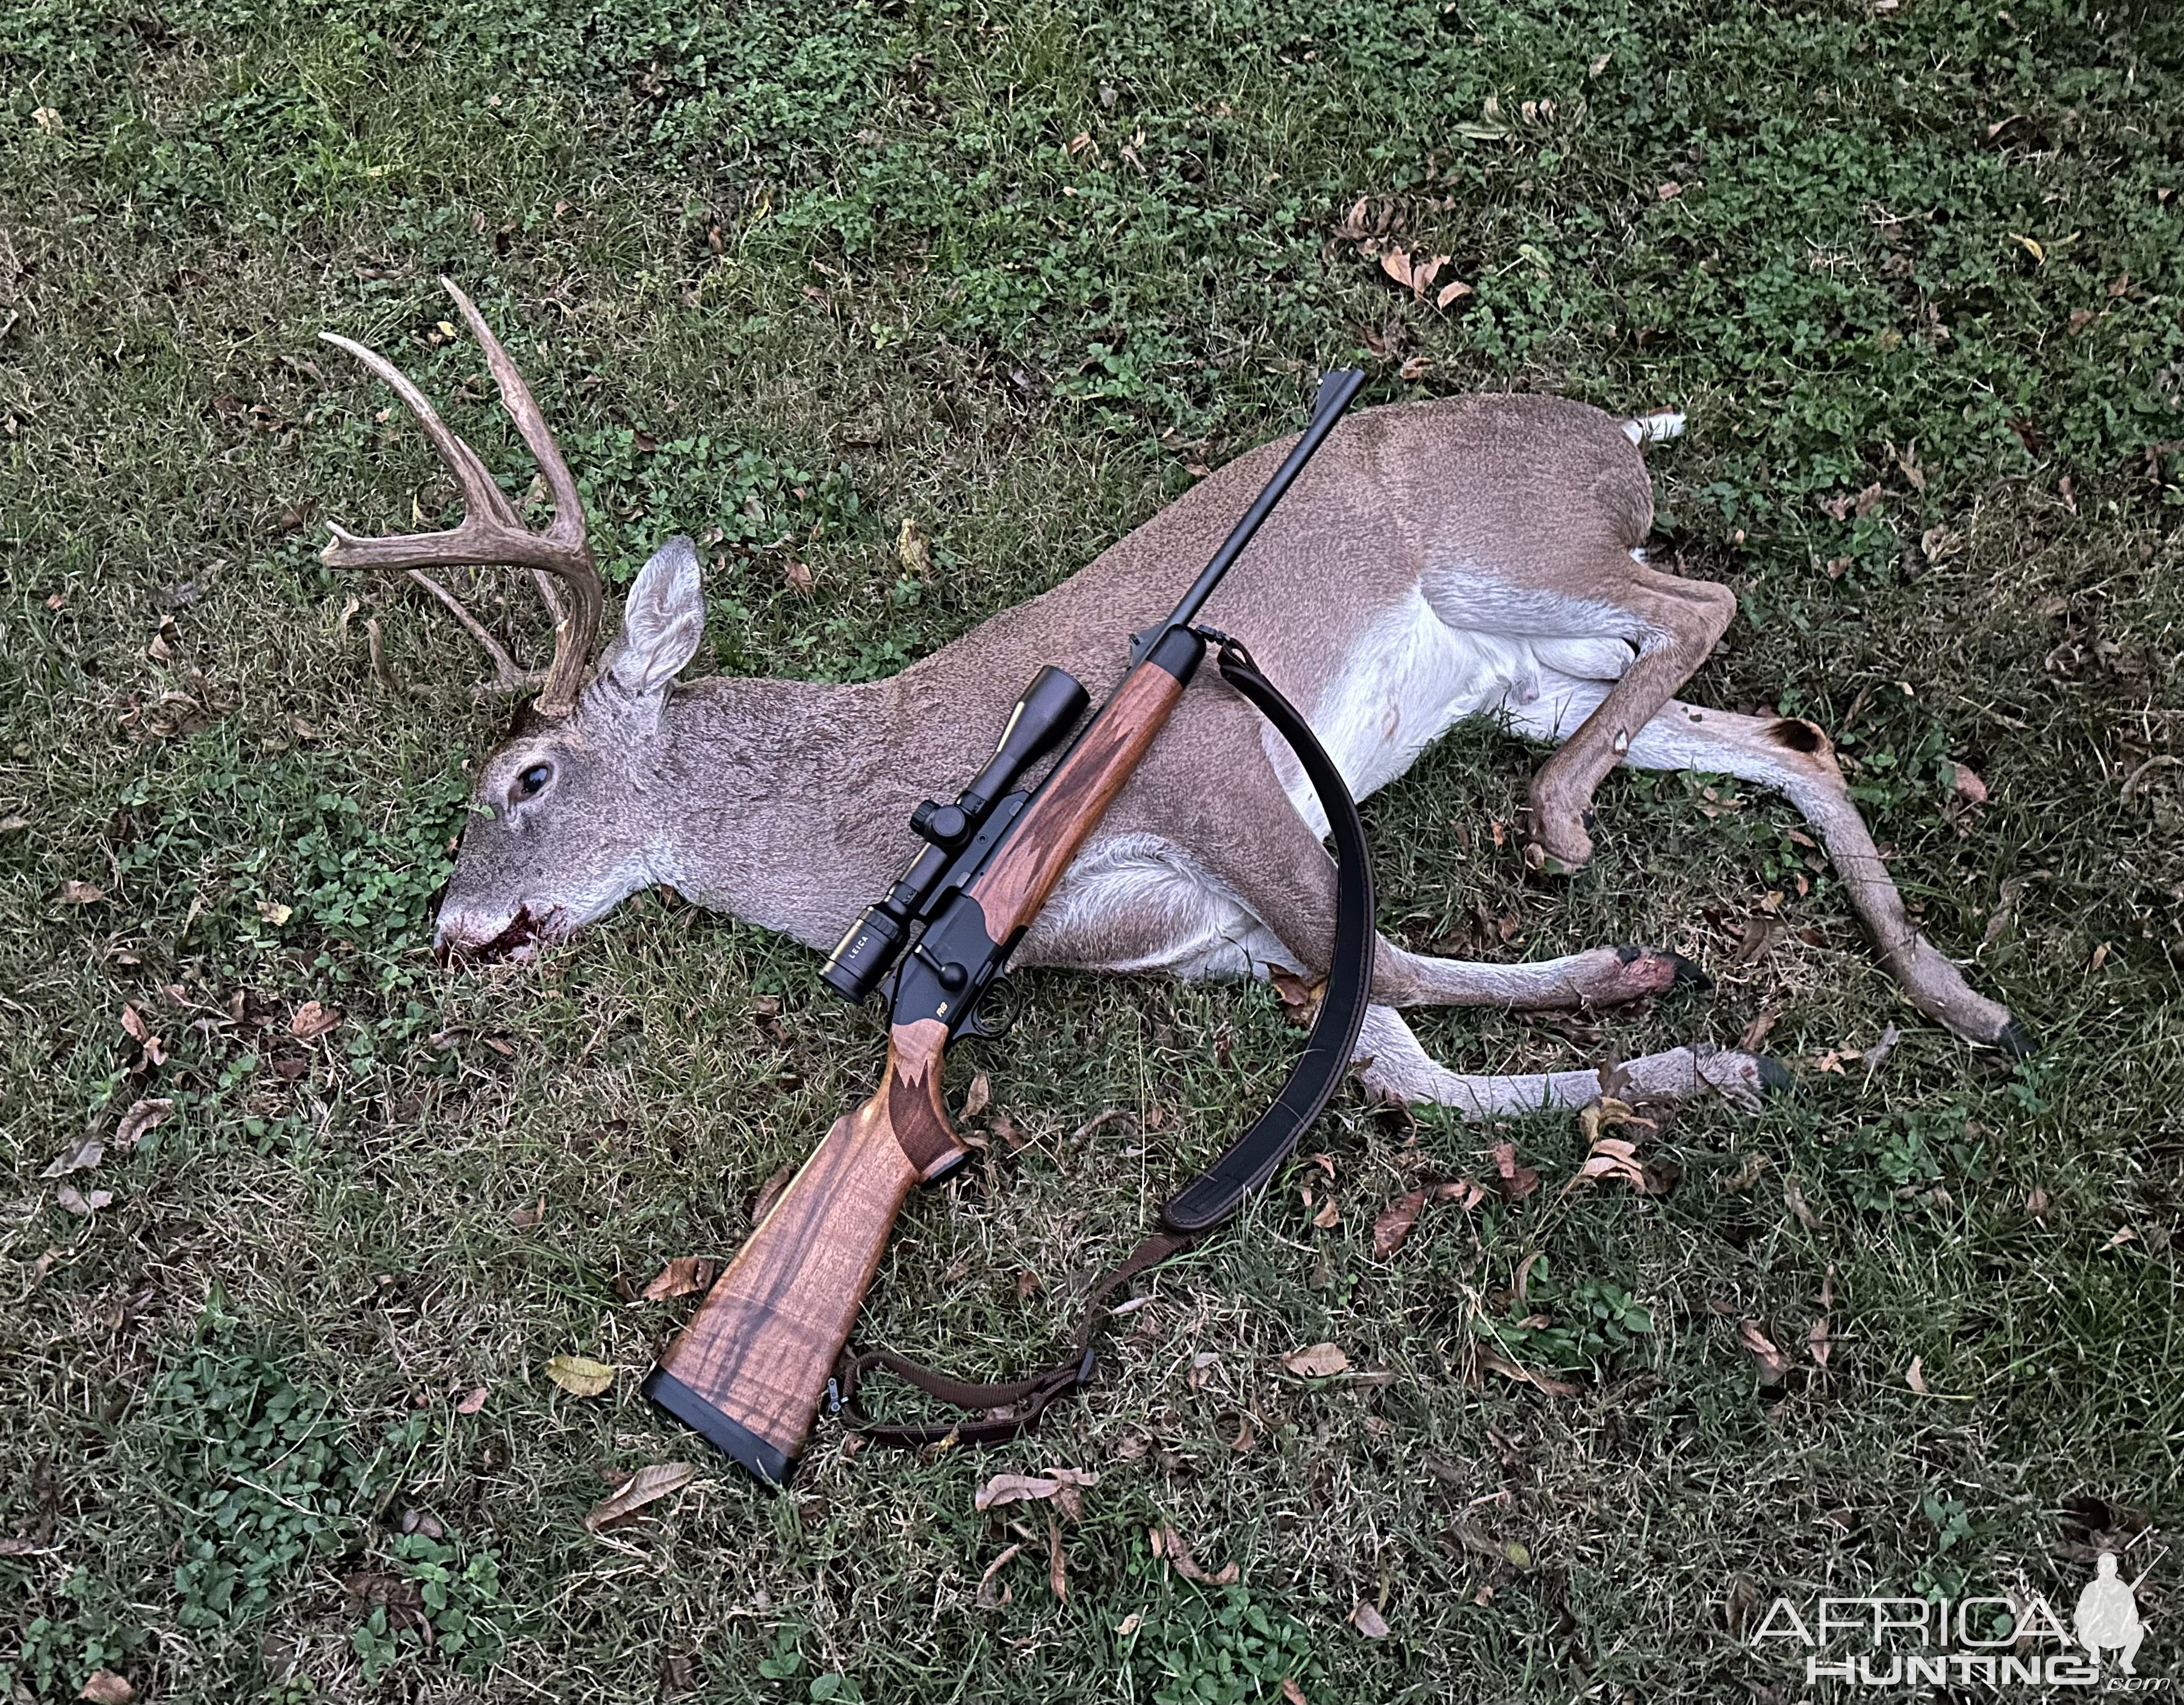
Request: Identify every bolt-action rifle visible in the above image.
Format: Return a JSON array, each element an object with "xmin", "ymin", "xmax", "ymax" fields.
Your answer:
[{"xmin": 644, "ymin": 371, "xmax": 1376, "ymax": 1487}]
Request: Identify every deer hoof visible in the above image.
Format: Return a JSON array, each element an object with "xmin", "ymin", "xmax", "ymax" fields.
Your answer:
[
  {"xmin": 1993, "ymin": 1018, "xmax": 2035, "ymax": 1059},
  {"xmin": 1524, "ymin": 823, "xmax": 1594, "ymax": 876},
  {"xmin": 1756, "ymin": 1054, "xmax": 1795, "ymax": 1096}
]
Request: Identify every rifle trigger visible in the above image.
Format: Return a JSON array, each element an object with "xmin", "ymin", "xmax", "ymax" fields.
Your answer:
[{"xmin": 957, "ymin": 977, "xmax": 1018, "ymax": 1042}]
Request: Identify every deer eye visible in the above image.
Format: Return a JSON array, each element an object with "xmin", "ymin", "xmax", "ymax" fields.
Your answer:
[{"xmin": 514, "ymin": 763, "xmax": 552, "ymax": 800}]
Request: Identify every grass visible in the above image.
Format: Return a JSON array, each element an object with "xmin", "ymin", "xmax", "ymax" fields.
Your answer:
[{"xmin": 2, "ymin": 0, "xmax": 2182, "ymax": 1698}]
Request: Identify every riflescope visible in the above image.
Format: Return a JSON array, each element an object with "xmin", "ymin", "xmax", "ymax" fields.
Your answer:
[{"xmin": 819, "ymin": 664, "xmax": 1091, "ymax": 1003}]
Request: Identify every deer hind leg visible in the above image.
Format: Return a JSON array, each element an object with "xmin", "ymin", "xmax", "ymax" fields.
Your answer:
[
  {"xmin": 1351, "ymin": 1003, "xmax": 1783, "ymax": 1114},
  {"xmin": 1519, "ymin": 562, "xmax": 1737, "ymax": 874},
  {"xmin": 1507, "ymin": 680, "xmax": 2025, "ymax": 1051}
]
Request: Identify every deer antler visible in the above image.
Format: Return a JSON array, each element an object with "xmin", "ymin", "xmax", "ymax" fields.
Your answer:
[{"xmin": 320, "ymin": 279, "xmax": 603, "ymax": 718}]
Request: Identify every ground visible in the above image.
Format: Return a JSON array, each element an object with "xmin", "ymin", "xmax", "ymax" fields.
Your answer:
[{"xmin": 4, "ymin": 0, "xmax": 2183, "ymax": 1700}]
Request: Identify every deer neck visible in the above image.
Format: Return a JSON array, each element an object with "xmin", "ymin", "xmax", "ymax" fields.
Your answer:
[{"xmin": 652, "ymin": 674, "xmax": 902, "ymax": 950}]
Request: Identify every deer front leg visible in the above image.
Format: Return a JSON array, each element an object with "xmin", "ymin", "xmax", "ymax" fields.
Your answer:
[{"xmin": 1522, "ymin": 565, "xmax": 1737, "ymax": 873}]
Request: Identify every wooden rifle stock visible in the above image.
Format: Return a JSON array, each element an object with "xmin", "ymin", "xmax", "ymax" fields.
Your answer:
[
  {"xmin": 642, "ymin": 1018, "xmax": 965, "ymax": 1485},
  {"xmin": 646, "ymin": 640, "xmax": 1198, "ymax": 1487}
]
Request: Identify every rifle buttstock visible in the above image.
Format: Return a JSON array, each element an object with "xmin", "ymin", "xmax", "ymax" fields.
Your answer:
[{"xmin": 643, "ymin": 1018, "xmax": 964, "ymax": 1486}]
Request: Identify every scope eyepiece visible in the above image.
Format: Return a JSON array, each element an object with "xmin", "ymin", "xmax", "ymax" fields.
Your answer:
[
  {"xmin": 819, "ymin": 901, "xmax": 910, "ymax": 1003},
  {"xmin": 816, "ymin": 665, "xmax": 1090, "ymax": 1007}
]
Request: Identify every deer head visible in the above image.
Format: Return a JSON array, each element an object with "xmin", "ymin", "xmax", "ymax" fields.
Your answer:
[{"xmin": 321, "ymin": 280, "xmax": 712, "ymax": 958}]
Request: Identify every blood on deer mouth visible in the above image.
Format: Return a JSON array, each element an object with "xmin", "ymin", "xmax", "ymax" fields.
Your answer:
[{"xmin": 439, "ymin": 905, "xmax": 545, "ymax": 965}]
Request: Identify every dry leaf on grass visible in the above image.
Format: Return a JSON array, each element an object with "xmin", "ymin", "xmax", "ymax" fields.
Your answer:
[
  {"xmin": 1808, "ymin": 1317, "xmax": 1832, "ymax": 1370},
  {"xmin": 1491, "ymin": 1142, "xmax": 1540, "ymax": 1202},
  {"xmin": 1738, "ymin": 1320, "xmax": 1792, "ymax": 1384},
  {"xmin": 1783, "ymin": 1177, "xmax": 1821, "ymax": 1230},
  {"xmin": 1565, "ymin": 1098, "xmax": 1666, "ymax": 1196},
  {"xmin": 975, "ymin": 1467, "xmax": 1097, "ymax": 1519},
  {"xmin": 962, "ymin": 1071, "xmax": 991, "ymax": 1120},
  {"xmin": 78, "ymin": 1673, "xmax": 134, "ymax": 1704},
  {"xmin": 976, "ymin": 1542, "xmax": 1025, "ymax": 1608},
  {"xmin": 642, "ymin": 1257, "xmax": 719, "ymax": 1301},
  {"xmin": 1047, "ymin": 1512, "xmax": 1069, "ymax": 1602},
  {"xmin": 506, "ymin": 1196, "xmax": 546, "ymax": 1230},
  {"xmin": 1472, "ymin": 1347, "xmax": 1582, "ymax": 1397},
  {"xmin": 1281, "ymin": 1342, "xmax": 1349, "ymax": 1379},
  {"xmin": 584, "ymin": 1461, "xmax": 697, "ymax": 1532},
  {"xmin": 1906, "ymin": 1355, "xmax": 1928, "ymax": 1394},
  {"xmin": 1270, "ymin": 967, "xmax": 1324, "ymax": 1026},
  {"xmin": 112, "ymin": 1097, "xmax": 173, "ymax": 1151},
  {"xmin": 1373, "ymin": 1189, "xmax": 1427, "ymax": 1257},
  {"xmin": 749, "ymin": 1163, "xmax": 795, "ymax": 1225},
  {"xmin": 1281, "ymin": 1681, "xmax": 1308, "ymax": 1705},
  {"xmin": 1453, "ymin": 1523, "xmax": 1533, "ymax": 1568},
  {"xmin": 42, "ymin": 1131, "xmax": 105, "ymax": 1178},
  {"xmin": 1310, "ymin": 1196, "xmax": 1341, "ymax": 1230},
  {"xmin": 455, "ymin": 1385, "xmax": 488, "ymax": 1414},
  {"xmin": 1348, "ymin": 1602, "xmax": 1391, "ymax": 1638},
  {"xmin": 544, "ymin": 1355, "xmax": 616, "ymax": 1398},
  {"xmin": 54, "ymin": 1184, "xmax": 112, "ymax": 1216},
  {"xmin": 290, "ymin": 1000, "xmax": 341, "ymax": 1040},
  {"xmin": 783, "ymin": 558, "xmax": 814, "ymax": 596},
  {"xmin": 1152, "ymin": 1524, "xmax": 1239, "ymax": 1586},
  {"xmin": 58, "ymin": 880, "xmax": 107, "ymax": 905}
]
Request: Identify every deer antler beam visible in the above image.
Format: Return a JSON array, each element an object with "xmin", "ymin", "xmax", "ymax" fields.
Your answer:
[{"xmin": 319, "ymin": 279, "xmax": 602, "ymax": 717}]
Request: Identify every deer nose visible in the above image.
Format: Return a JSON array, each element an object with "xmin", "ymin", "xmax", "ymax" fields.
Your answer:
[{"xmin": 435, "ymin": 903, "xmax": 541, "ymax": 963}]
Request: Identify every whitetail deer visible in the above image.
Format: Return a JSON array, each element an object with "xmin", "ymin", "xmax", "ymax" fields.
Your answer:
[{"xmin": 323, "ymin": 283, "xmax": 2023, "ymax": 1116}]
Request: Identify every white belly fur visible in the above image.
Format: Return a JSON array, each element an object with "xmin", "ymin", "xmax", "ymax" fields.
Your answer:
[
  {"xmin": 1037, "ymin": 589, "xmax": 1637, "ymax": 978},
  {"xmin": 1268, "ymin": 587, "xmax": 1636, "ymax": 834}
]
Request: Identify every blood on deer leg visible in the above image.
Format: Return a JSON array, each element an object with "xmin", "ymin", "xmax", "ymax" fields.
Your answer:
[
  {"xmin": 1350, "ymin": 1003, "xmax": 1784, "ymax": 1113},
  {"xmin": 1522, "ymin": 566, "xmax": 1736, "ymax": 873},
  {"xmin": 1509, "ymin": 680, "xmax": 2026, "ymax": 1051}
]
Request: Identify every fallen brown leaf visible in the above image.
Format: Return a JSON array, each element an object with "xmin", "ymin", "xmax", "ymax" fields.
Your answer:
[
  {"xmin": 507, "ymin": 1196, "xmax": 546, "ymax": 1230},
  {"xmin": 1280, "ymin": 1680, "xmax": 1308, "ymax": 1705},
  {"xmin": 1739, "ymin": 1008, "xmax": 1782, "ymax": 1051},
  {"xmin": 1906, "ymin": 1355, "xmax": 1928, "ymax": 1394},
  {"xmin": 962, "ymin": 1071, "xmax": 991, "ymax": 1121},
  {"xmin": 1784, "ymin": 1177, "xmax": 1821, "ymax": 1230},
  {"xmin": 1047, "ymin": 1511, "xmax": 1068, "ymax": 1601},
  {"xmin": 1738, "ymin": 1319, "xmax": 1792, "ymax": 1384},
  {"xmin": 584, "ymin": 1461, "xmax": 698, "ymax": 1532},
  {"xmin": 977, "ymin": 1541, "xmax": 1025, "ymax": 1608},
  {"xmin": 544, "ymin": 1355, "xmax": 615, "ymax": 1398},
  {"xmin": 78, "ymin": 1673, "xmax": 134, "ymax": 1705},
  {"xmin": 289, "ymin": 1000, "xmax": 341, "ymax": 1040},
  {"xmin": 976, "ymin": 1472, "xmax": 1060, "ymax": 1511},
  {"xmin": 1270, "ymin": 966, "xmax": 1325, "ymax": 1026},
  {"xmin": 749, "ymin": 1163, "xmax": 795, "ymax": 1225},
  {"xmin": 455, "ymin": 1385, "xmax": 488, "ymax": 1414},
  {"xmin": 42, "ymin": 1131, "xmax": 105, "ymax": 1178},
  {"xmin": 642, "ymin": 1257, "xmax": 718, "ymax": 1302},
  {"xmin": 1808, "ymin": 1317, "xmax": 1832, "ymax": 1370},
  {"xmin": 783, "ymin": 558, "xmax": 814, "ymax": 596},
  {"xmin": 1491, "ymin": 1142, "xmax": 1540, "ymax": 1202},
  {"xmin": 1472, "ymin": 1347, "xmax": 1582, "ymax": 1397},
  {"xmin": 1155, "ymin": 1524, "xmax": 1239, "ymax": 1586},
  {"xmin": 1952, "ymin": 763, "xmax": 1988, "ymax": 805},
  {"xmin": 112, "ymin": 1097, "xmax": 173, "ymax": 1151},
  {"xmin": 2026, "ymin": 1185, "xmax": 2050, "ymax": 1221},
  {"xmin": 1436, "ymin": 277, "xmax": 1474, "ymax": 308},
  {"xmin": 1373, "ymin": 1189, "xmax": 1427, "ymax": 1257},
  {"xmin": 1282, "ymin": 1341, "xmax": 1349, "ymax": 1379},
  {"xmin": 1311, "ymin": 1195, "xmax": 1341, "ymax": 1230},
  {"xmin": 54, "ymin": 1184, "xmax": 112, "ymax": 1216},
  {"xmin": 1349, "ymin": 1601, "xmax": 1391, "ymax": 1638},
  {"xmin": 58, "ymin": 880, "xmax": 107, "ymax": 905}
]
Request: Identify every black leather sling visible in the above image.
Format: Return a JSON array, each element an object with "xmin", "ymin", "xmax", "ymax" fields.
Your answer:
[{"xmin": 832, "ymin": 630, "xmax": 1374, "ymax": 1449}]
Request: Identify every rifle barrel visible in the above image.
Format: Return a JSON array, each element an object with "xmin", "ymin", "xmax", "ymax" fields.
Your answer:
[{"xmin": 1161, "ymin": 368, "xmax": 1367, "ymax": 633}]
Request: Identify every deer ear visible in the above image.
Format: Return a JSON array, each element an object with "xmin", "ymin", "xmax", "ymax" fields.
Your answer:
[{"xmin": 604, "ymin": 536, "xmax": 706, "ymax": 699}]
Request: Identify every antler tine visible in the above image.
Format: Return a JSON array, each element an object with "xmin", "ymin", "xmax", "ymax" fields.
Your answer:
[{"xmin": 318, "ymin": 280, "xmax": 602, "ymax": 717}]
